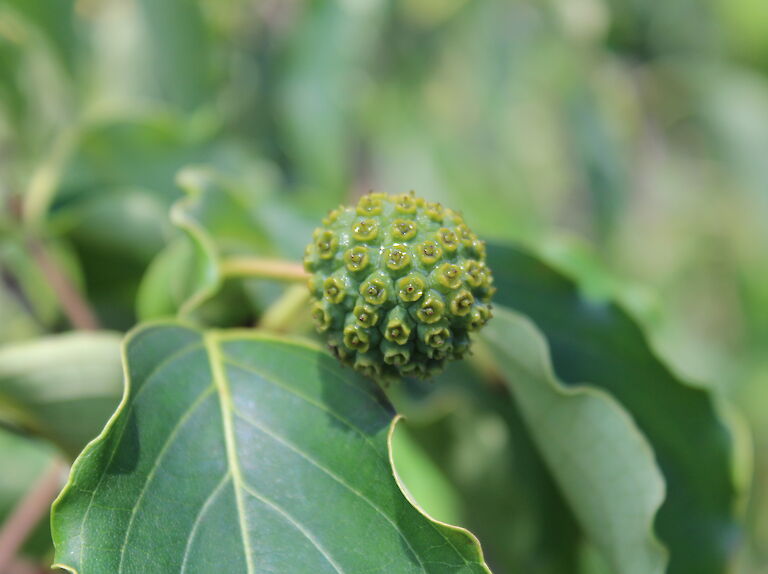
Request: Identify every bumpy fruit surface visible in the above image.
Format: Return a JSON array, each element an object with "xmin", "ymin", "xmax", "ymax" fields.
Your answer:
[{"xmin": 304, "ymin": 192, "xmax": 494, "ymax": 379}]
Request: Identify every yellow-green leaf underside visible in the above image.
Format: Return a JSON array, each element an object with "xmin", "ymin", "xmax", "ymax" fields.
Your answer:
[{"xmin": 482, "ymin": 307, "xmax": 668, "ymax": 574}]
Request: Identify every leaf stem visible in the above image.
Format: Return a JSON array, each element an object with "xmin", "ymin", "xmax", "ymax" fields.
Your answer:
[
  {"xmin": 27, "ymin": 239, "xmax": 100, "ymax": 330},
  {"xmin": 220, "ymin": 257, "xmax": 309, "ymax": 283}
]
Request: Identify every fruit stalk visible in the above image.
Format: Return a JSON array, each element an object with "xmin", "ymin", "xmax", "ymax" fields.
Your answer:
[{"xmin": 220, "ymin": 257, "xmax": 309, "ymax": 282}]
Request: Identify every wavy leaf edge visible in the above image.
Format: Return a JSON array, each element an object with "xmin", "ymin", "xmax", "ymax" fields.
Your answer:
[
  {"xmin": 168, "ymin": 174, "xmax": 223, "ymax": 317},
  {"xmin": 481, "ymin": 306, "xmax": 670, "ymax": 574},
  {"xmin": 50, "ymin": 320, "xmax": 491, "ymax": 573},
  {"xmin": 387, "ymin": 414, "xmax": 491, "ymax": 573},
  {"xmin": 488, "ymin": 240, "xmax": 753, "ymax": 537}
]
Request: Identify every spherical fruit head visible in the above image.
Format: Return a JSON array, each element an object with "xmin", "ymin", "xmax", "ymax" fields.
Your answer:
[{"xmin": 304, "ymin": 192, "xmax": 495, "ymax": 380}]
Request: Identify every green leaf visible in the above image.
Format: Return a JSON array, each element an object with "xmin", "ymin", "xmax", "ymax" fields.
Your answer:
[
  {"xmin": 168, "ymin": 168, "xmax": 273, "ymax": 318},
  {"xmin": 0, "ymin": 284, "xmax": 44, "ymax": 344},
  {"xmin": 135, "ymin": 237, "xmax": 199, "ymax": 321},
  {"xmin": 390, "ymin": 422, "xmax": 463, "ymax": 526},
  {"xmin": 487, "ymin": 242, "xmax": 746, "ymax": 573},
  {"xmin": 1, "ymin": 0, "xmax": 78, "ymax": 73},
  {"xmin": 147, "ymin": 167, "xmax": 314, "ymax": 321},
  {"xmin": 277, "ymin": 1, "xmax": 381, "ymax": 204},
  {"xmin": 0, "ymin": 236, "xmax": 84, "ymax": 331},
  {"xmin": 563, "ymin": 87, "xmax": 627, "ymax": 242},
  {"xmin": 43, "ymin": 114, "xmax": 268, "ymax": 328},
  {"xmin": 0, "ymin": 332, "xmax": 123, "ymax": 458},
  {"xmin": 482, "ymin": 306, "xmax": 668, "ymax": 574},
  {"xmin": 389, "ymin": 362, "xmax": 582, "ymax": 574},
  {"xmin": 136, "ymin": 236, "xmax": 257, "ymax": 327},
  {"xmin": 52, "ymin": 324, "xmax": 490, "ymax": 573},
  {"xmin": 56, "ymin": 113, "xmax": 212, "ymax": 208},
  {"xmin": 133, "ymin": 0, "xmax": 214, "ymax": 111}
]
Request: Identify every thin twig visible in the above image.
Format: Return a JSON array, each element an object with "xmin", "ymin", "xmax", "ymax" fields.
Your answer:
[
  {"xmin": 220, "ymin": 257, "xmax": 309, "ymax": 283},
  {"xmin": 4, "ymin": 555, "xmax": 55, "ymax": 574},
  {"xmin": 27, "ymin": 239, "xmax": 100, "ymax": 330},
  {"xmin": 0, "ymin": 459, "xmax": 67, "ymax": 572}
]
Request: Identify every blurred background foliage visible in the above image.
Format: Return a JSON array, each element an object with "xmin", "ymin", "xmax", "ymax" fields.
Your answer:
[{"xmin": 0, "ymin": 0, "xmax": 767, "ymax": 572}]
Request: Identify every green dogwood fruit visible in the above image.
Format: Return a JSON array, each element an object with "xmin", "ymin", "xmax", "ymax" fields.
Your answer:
[{"xmin": 304, "ymin": 192, "xmax": 494, "ymax": 380}]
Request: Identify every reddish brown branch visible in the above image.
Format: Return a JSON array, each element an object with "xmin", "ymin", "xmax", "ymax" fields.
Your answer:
[
  {"xmin": 27, "ymin": 239, "xmax": 100, "ymax": 330},
  {"xmin": 0, "ymin": 460, "xmax": 67, "ymax": 572}
]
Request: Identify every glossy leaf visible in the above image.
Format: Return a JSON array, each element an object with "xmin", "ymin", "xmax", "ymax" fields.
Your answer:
[
  {"xmin": 52, "ymin": 324, "xmax": 490, "ymax": 573},
  {"xmin": 0, "ymin": 332, "xmax": 123, "ymax": 458},
  {"xmin": 487, "ymin": 241, "xmax": 745, "ymax": 573},
  {"xmin": 482, "ymin": 307, "xmax": 668, "ymax": 574}
]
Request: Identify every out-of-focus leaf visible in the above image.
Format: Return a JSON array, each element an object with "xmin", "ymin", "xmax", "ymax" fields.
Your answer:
[
  {"xmin": 487, "ymin": 241, "xmax": 746, "ymax": 573},
  {"xmin": 715, "ymin": 0, "xmax": 768, "ymax": 71},
  {"xmin": 55, "ymin": 113, "xmax": 216, "ymax": 207},
  {"xmin": 0, "ymin": 428, "xmax": 58, "ymax": 559},
  {"xmin": 52, "ymin": 324, "xmax": 491, "ymax": 573},
  {"xmin": 0, "ymin": 23, "xmax": 27, "ymax": 128},
  {"xmin": 390, "ymin": 422, "xmax": 462, "ymax": 526},
  {"xmin": 0, "ymin": 284, "xmax": 43, "ymax": 344},
  {"xmin": 58, "ymin": 187, "xmax": 170, "ymax": 329},
  {"xmin": 136, "ymin": 236, "xmax": 255, "ymax": 327},
  {"xmin": 564, "ymin": 88, "xmax": 627, "ymax": 242},
  {"xmin": 0, "ymin": 331, "xmax": 123, "ymax": 458},
  {"xmin": 38, "ymin": 113, "xmax": 263, "ymax": 328},
  {"xmin": 136, "ymin": 237, "xmax": 199, "ymax": 321},
  {"xmin": 144, "ymin": 166, "xmax": 304, "ymax": 321},
  {"xmin": 695, "ymin": 68, "xmax": 768, "ymax": 202},
  {"xmin": 134, "ymin": 0, "xmax": 214, "ymax": 110},
  {"xmin": 389, "ymin": 361, "xmax": 582, "ymax": 574},
  {"xmin": 63, "ymin": 188, "xmax": 169, "ymax": 262},
  {"xmin": 277, "ymin": 0, "xmax": 382, "ymax": 206},
  {"xmin": 0, "ymin": 236, "xmax": 83, "ymax": 330},
  {"xmin": 0, "ymin": 3, "xmax": 75, "ymax": 154},
  {"xmin": 482, "ymin": 307, "xmax": 668, "ymax": 574},
  {"xmin": 1, "ymin": 0, "xmax": 78, "ymax": 73}
]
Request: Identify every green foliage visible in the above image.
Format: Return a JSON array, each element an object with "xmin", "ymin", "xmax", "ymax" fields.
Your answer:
[
  {"xmin": 52, "ymin": 324, "xmax": 489, "ymax": 573},
  {"xmin": 486, "ymin": 243, "xmax": 744, "ymax": 574},
  {"xmin": 483, "ymin": 308, "xmax": 667, "ymax": 574},
  {"xmin": 0, "ymin": 332, "xmax": 122, "ymax": 458},
  {"xmin": 0, "ymin": 0, "xmax": 764, "ymax": 572}
]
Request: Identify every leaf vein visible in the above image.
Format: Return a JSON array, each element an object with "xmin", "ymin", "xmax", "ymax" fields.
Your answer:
[
  {"xmin": 180, "ymin": 472, "xmax": 232, "ymax": 573},
  {"xmin": 116, "ymin": 384, "xmax": 216, "ymax": 573},
  {"xmin": 240, "ymin": 482, "xmax": 345, "ymax": 574},
  {"xmin": 232, "ymin": 409, "xmax": 426, "ymax": 570},
  {"xmin": 73, "ymin": 338, "xmax": 204, "ymax": 568},
  {"xmin": 223, "ymin": 358, "xmax": 388, "ymax": 463},
  {"xmin": 206, "ymin": 333, "xmax": 255, "ymax": 574}
]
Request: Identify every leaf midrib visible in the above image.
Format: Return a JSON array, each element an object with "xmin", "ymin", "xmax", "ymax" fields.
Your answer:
[
  {"xmin": 65, "ymin": 329, "xmax": 486, "ymax": 574},
  {"xmin": 211, "ymin": 336, "xmax": 479, "ymax": 574},
  {"xmin": 204, "ymin": 332, "xmax": 255, "ymax": 574}
]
